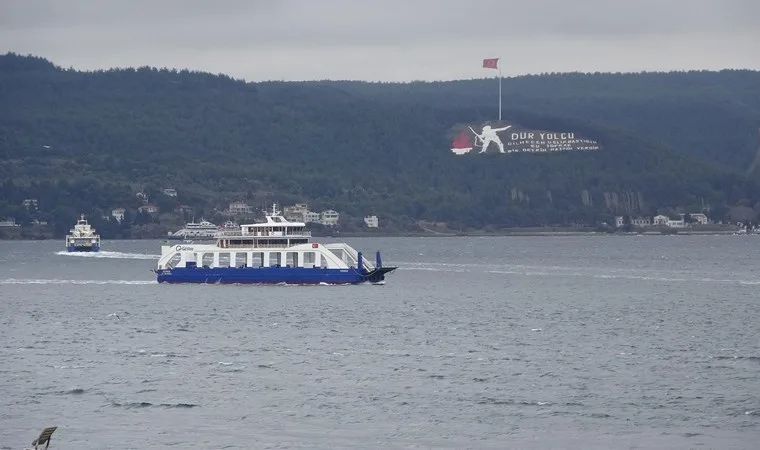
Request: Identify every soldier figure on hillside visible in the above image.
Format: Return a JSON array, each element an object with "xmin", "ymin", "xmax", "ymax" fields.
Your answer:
[{"xmin": 470, "ymin": 124, "xmax": 512, "ymax": 153}]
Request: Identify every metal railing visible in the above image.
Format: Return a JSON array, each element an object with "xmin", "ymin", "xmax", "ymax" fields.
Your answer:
[
  {"xmin": 219, "ymin": 243, "xmax": 308, "ymax": 249},
  {"xmin": 215, "ymin": 231, "xmax": 312, "ymax": 238}
]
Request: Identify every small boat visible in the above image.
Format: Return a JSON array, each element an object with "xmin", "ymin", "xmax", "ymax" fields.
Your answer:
[
  {"xmin": 65, "ymin": 215, "xmax": 100, "ymax": 252},
  {"xmin": 154, "ymin": 204, "xmax": 396, "ymax": 285}
]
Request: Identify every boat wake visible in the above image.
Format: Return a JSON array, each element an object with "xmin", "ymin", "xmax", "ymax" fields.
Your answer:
[
  {"xmin": 55, "ymin": 250, "xmax": 159, "ymax": 260},
  {"xmin": 0, "ymin": 278, "xmax": 155, "ymax": 285}
]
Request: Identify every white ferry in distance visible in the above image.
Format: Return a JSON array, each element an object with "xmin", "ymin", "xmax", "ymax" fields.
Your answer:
[
  {"xmin": 166, "ymin": 218, "xmax": 219, "ymax": 240},
  {"xmin": 155, "ymin": 204, "xmax": 396, "ymax": 285},
  {"xmin": 65, "ymin": 215, "xmax": 101, "ymax": 252}
]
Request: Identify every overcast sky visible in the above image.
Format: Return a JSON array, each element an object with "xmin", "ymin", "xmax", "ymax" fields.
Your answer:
[{"xmin": 1, "ymin": 0, "xmax": 758, "ymax": 82}]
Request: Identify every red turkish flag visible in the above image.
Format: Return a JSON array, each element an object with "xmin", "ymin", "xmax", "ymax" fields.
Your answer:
[{"xmin": 482, "ymin": 58, "xmax": 499, "ymax": 69}]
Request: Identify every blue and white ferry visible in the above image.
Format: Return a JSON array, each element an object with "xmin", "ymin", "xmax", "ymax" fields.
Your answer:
[
  {"xmin": 154, "ymin": 204, "xmax": 396, "ymax": 285},
  {"xmin": 65, "ymin": 215, "xmax": 101, "ymax": 252}
]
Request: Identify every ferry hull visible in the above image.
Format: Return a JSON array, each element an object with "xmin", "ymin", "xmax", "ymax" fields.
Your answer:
[
  {"xmin": 67, "ymin": 243, "xmax": 100, "ymax": 252},
  {"xmin": 155, "ymin": 266, "xmax": 395, "ymax": 285}
]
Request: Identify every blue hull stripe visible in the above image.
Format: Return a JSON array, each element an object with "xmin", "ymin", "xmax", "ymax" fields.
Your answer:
[{"xmin": 155, "ymin": 266, "xmax": 393, "ymax": 285}]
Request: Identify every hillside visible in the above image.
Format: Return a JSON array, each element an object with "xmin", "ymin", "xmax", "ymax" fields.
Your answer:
[
  {"xmin": 319, "ymin": 70, "xmax": 760, "ymax": 168},
  {"xmin": 1, "ymin": 52, "xmax": 759, "ymax": 237}
]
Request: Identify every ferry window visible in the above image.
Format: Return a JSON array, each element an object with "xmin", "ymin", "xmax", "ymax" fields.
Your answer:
[
  {"xmin": 235, "ymin": 252, "xmax": 247, "ymax": 267},
  {"xmin": 250, "ymin": 252, "xmax": 264, "ymax": 267},
  {"xmin": 303, "ymin": 252, "xmax": 316, "ymax": 267},
  {"xmin": 329, "ymin": 248, "xmax": 356, "ymax": 266},
  {"xmin": 167, "ymin": 253, "xmax": 181, "ymax": 269},
  {"xmin": 286, "ymin": 251, "xmax": 298, "ymax": 267},
  {"xmin": 329, "ymin": 248, "xmax": 346, "ymax": 263},
  {"xmin": 219, "ymin": 252, "xmax": 231, "ymax": 267},
  {"xmin": 269, "ymin": 252, "xmax": 282, "ymax": 267},
  {"xmin": 201, "ymin": 253, "xmax": 214, "ymax": 267}
]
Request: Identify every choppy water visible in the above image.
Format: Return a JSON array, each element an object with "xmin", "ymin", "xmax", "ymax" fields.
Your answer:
[{"xmin": 1, "ymin": 236, "xmax": 759, "ymax": 449}]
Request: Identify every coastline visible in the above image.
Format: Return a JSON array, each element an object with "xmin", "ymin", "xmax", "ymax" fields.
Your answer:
[
  {"xmin": 333, "ymin": 229, "xmax": 743, "ymax": 237},
  {"xmin": 0, "ymin": 226, "xmax": 744, "ymax": 240}
]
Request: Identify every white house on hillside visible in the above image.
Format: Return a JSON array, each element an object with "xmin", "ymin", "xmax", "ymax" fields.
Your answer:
[
  {"xmin": 228, "ymin": 201, "xmax": 252, "ymax": 216},
  {"xmin": 689, "ymin": 213, "xmax": 709, "ymax": 225},
  {"xmin": 111, "ymin": 208, "xmax": 125, "ymax": 222},
  {"xmin": 23, "ymin": 199, "xmax": 39, "ymax": 210},
  {"xmin": 138, "ymin": 204, "xmax": 159, "ymax": 214},
  {"xmin": 320, "ymin": 210, "xmax": 339, "ymax": 226},
  {"xmin": 0, "ymin": 218, "xmax": 20, "ymax": 227},
  {"xmin": 364, "ymin": 215, "xmax": 379, "ymax": 228},
  {"xmin": 632, "ymin": 217, "xmax": 651, "ymax": 227},
  {"xmin": 615, "ymin": 216, "xmax": 651, "ymax": 228},
  {"xmin": 284, "ymin": 203, "xmax": 309, "ymax": 221},
  {"xmin": 653, "ymin": 215, "xmax": 669, "ymax": 226},
  {"xmin": 667, "ymin": 218, "xmax": 686, "ymax": 228}
]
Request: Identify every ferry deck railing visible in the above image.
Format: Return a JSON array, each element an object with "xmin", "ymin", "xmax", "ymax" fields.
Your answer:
[
  {"xmin": 218, "ymin": 242, "xmax": 311, "ymax": 249},
  {"xmin": 215, "ymin": 231, "xmax": 312, "ymax": 238}
]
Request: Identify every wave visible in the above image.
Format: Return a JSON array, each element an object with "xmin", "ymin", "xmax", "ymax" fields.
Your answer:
[
  {"xmin": 55, "ymin": 250, "xmax": 159, "ymax": 260},
  {"xmin": 0, "ymin": 278, "xmax": 155, "ymax": 285},
  {"xmin": 110, "ymin": 401, "xmax": 198, "ymax": 409}
]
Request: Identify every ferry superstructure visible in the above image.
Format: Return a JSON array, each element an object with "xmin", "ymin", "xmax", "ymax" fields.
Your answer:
[
  {"xmin": 154, "ymin": 204, "xmax": 396, "ymax": 285},
  {"xmin": 65, "ymin": 215, "xmax": 101, "ymax": 252},
  {"xmin": 166, "ymin": 219, "xmax": 219, "ymax": 240}
]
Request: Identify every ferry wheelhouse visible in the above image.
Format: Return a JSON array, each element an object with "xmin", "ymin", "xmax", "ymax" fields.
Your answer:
[
  {"xmin": 65, "ymin": 215, "xmax": 101, "ymax": 252},
  {"xmin": 154, "ymin": 204, "xmax": 396, "ymax": 285}
]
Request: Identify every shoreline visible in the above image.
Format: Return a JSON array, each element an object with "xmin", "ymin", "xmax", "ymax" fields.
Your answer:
[{"xmin": 0, "ymin": 228, "xmax": 745, "ymax": 240}]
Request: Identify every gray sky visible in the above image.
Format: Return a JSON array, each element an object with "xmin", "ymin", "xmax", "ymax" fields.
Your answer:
[{"xmin": 1, "ymin": 0, "xmax": 758, "ymax": 81}]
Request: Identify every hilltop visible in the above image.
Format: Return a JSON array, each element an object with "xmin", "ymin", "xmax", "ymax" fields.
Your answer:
[{"xmin": 1, "ymin": 52, "xmax": 759, "ymax": 238}]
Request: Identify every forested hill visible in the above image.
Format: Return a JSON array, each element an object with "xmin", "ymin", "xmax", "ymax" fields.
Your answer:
[
  {"xmin": 1, "ymin": 52, "xmax": 760, "ymax": 237},
  {"xmin": 319, "ymin": 70, "xmax": 760, "ymax": 169}
]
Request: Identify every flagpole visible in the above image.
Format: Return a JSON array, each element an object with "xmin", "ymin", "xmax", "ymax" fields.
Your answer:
[{"xmin": 498, "ymin": 59, "xmax": 502, "ymax": 121}]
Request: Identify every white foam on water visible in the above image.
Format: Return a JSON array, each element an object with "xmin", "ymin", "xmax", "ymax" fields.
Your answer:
[{"xmin": 55, "ymin": 250, "xmax": 159, "ymax": 260}]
